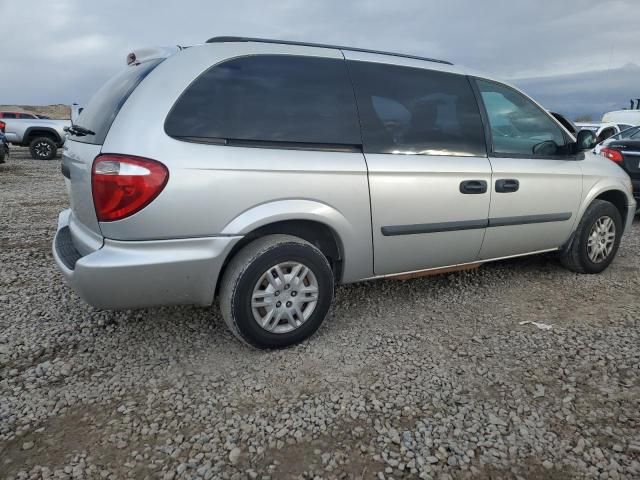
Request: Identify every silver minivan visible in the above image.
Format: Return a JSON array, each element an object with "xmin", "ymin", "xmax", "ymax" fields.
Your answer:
[{"xmin": 54, "ymin": 37, "xmax": 636, "ymax": 348}]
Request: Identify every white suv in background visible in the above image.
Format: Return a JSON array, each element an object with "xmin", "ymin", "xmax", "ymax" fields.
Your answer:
[{"xmin": 576, "ymin": 122, "xmax": 635, "ymax": 144}]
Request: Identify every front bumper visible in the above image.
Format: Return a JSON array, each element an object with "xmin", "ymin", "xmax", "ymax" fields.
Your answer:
[{"xmin": 52, "ymin": 209, "xmax": 242, "ymax": 309}]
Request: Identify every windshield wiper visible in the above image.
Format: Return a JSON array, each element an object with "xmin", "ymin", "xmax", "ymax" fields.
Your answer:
[{"xmin": 65, "ymin": 125, "xmax": 95, "ymax": 137}]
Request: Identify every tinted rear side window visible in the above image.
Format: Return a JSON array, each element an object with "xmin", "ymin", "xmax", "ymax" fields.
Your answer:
[
  {"xmin": 165, "ymin": 55, "xmax": 361, "ymax": 147},
  {"xmin": 348, "ymin": 61, "xmax": 486, "ymax": 156},
  {"xmin": 72, "ymin": 59, "xmax": 163, "ymax": 145}
]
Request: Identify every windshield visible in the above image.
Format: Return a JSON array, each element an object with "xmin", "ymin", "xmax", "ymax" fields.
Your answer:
[{"xmin": 72, "ymin": 59, "xmax": 163, "ymax": 145}]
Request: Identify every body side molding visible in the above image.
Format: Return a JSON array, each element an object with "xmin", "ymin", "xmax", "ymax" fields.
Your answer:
[{"xmin": 381, "ymin": 213, "xmax": 572, "ymax": 237}]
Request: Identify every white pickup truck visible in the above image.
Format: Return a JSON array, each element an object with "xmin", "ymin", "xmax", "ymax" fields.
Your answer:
[{"xmin": 2, "ymin": 116, "xmax": 71, "ymax": 159}]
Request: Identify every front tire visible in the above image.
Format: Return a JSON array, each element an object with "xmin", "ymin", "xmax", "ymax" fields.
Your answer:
[
  {"xmin": 29, "ymin": 137, "xmax": 57, "ymax": 160},
  {"xmin": 560, "ymin": 200, "xmax": 623, "ymax": 274},
  {"xmin": 219, "ymin": 235, "xmax": 334, "ymax": 349}
]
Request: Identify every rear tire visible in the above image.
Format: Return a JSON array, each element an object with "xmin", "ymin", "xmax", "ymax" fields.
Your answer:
[
  {"xmin": 219, "ymin": 234, "xmax": 334, "ymax": 349},
  {"xmin": 29, "ymin": 137, "xmax": 57, "ymax": 160},
  {"xmin": 560, "ymin": 200, "xmax": 622, "ymax": 274}
]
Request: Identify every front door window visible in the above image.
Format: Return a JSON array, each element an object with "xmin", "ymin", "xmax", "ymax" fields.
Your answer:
[{"xmin": 476, "ymin": 79, "xmax": 569, "ymax": 157}]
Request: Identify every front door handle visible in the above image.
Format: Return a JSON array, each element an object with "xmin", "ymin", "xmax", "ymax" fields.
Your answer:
[
  {"xmin": 459, "ymin": 180, "xmax": 488, "ymax": 194},
  {"xmin": 495, "ymin": 179, "xmax": 519, "ymax": 193}
]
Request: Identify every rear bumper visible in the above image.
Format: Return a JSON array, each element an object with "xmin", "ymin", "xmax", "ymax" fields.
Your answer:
[{"xmin": 53, "ymin": 209, "xmax": 242, "ymax": 309}]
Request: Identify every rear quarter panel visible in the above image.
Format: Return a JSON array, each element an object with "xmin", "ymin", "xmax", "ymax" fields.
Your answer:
[{"xmin": 99, "ymin": 43, "xmax": 374, "ymax": 282}]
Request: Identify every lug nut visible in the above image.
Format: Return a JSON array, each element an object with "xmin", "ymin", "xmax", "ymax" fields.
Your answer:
[
  {"xmin": 275, "ymin": 291, "xmax": 280, "ymax": 296},
  {"xmin": 276, "ymin": 301, "xmax": 282, "ymax": 308},
  {"xmin": 291, "ymin": 291, "xmax": 297, "ymax": 297},
  {"xmin": 284, "ymin": 284, "xmax": 290, "ymax": 290},
  {"xmin": 286, "ymin": 301, "xmax": 292, "ymax": 308}
]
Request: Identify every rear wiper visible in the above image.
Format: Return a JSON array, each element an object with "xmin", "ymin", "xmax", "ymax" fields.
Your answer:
[{"xmin": 65, "ymin": 125, "xmax": 95, "ymax": 137}]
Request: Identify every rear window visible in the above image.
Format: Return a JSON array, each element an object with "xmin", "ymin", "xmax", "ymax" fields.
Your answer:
[
  {"xmin": 72, "ymin": 59, "xmax": 163, "ymax": 145},
  {"xmin": 165, "ymin": 55, "xmax": 361, "ymax": 147},
  {"xmin": 347, "ymin": 61, "xmax": 486, "ymax": 156}
]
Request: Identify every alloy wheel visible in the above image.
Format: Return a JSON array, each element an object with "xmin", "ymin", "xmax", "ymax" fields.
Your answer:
[
  {"xmin": 34, "ymin": 141, "xmax": 52, "ymax": 159},
  {"xmin": 587, "ymin": 215, "xmax": 616, "ymax": 263}
]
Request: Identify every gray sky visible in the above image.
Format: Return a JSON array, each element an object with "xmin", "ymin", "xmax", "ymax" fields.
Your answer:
[{"xmin": 2, "ymin": 0, "xmax": 639, "ymax": 119}]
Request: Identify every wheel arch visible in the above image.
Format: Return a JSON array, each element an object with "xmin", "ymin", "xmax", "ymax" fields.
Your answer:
[
  {"xmin": 561, "ymin": 181, "xmax": 634, "ymax": 251},
  {"xmin": 566, "ymin": 182, "xmax": 633, "ymax": 252},
  {"xmin": 214, "ymin": 199, "xmax": 371, "ymax": 293},
  {"xmin": 24, "ymin": 127, "xmax": 62, "ymax": 145},
  {"xmin": 580, "ymin": 180, "xmax": 633, "ymax": 228},
  {"xmin": 217, "ymin": 219, "xmax": 343, "ymax": 292},
  {"xmin": 593, "ymin": 189, "xmax": 629, "ymax": 226}
]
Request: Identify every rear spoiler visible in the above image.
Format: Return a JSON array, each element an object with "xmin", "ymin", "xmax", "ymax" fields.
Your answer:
[{"xmin": 126, "ymin": 45, "xmax": 187, "ymax": 65}]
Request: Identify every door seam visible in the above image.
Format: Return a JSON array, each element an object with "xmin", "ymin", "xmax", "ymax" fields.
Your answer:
[
  {"xmin": 342, "ymin": 51, "xmax": 376, "ymax": 278},
  {"xmin": 476, "ymin": 156, "xmax": 494, "ymax": 259}
]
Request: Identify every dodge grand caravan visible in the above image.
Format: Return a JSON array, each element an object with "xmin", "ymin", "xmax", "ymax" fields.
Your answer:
[{"xmin": 53, "ymin": 37, "xmax": 636, "ymax": 348}]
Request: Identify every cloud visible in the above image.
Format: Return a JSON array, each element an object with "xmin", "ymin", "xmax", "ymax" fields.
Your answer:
[
  {"xmin": 515, "ymin": 63, "xmax": 640, "ymax": 121},
  {"xmin": 1, "ymin": 0, "xmax": 639, "ymax": 108}
]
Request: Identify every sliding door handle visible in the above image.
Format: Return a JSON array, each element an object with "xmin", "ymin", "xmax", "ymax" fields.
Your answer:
[
  {"xmin": 460, "ymin": 180, "xmax": 488, "ymax": 194},
  {"xmin": 495, "ymin": 179, "xmax": 519, "ymax": 193}
]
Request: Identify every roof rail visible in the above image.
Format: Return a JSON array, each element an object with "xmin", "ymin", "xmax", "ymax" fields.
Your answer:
[{"xmin": 206, "ymin": 36, "xmax": 453, "ymax": 66}]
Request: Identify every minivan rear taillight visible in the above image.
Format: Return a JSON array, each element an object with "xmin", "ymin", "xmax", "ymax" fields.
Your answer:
[
  {"xmin": 0, "ymin": 121, "xmax": 5, "ymax": 133},
  {"xmin": 92, "ymin": 155, "xmax": 168, "ymax": 222},
  {"xmin": 600, "ymin": 147, "xmax": 624, "ymax": 164}
]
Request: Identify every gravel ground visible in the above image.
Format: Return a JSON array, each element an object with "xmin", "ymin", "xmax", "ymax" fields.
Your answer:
[{"xmin": 1, "ymin": 147, "xmax": 639, "ymax": 480}]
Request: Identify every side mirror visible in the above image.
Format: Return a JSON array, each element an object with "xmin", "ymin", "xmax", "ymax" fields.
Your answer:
[
  {"xmin": 532, "ymin": 140, "xmax": 558, "ymax": 156},
  {"xmin": 576, "ymin": 129, "xmax": 596, "ymax": 150}
]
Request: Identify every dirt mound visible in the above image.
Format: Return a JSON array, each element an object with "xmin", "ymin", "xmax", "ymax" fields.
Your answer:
[{"xmin": 0, "ymin": 104, "xmax": 71, "ymax": 119}]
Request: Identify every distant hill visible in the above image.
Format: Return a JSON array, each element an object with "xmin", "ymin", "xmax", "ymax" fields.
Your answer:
[
  {"xmin": 0, "ymin": 104, "xmax": 70, "ymax": 119},
  {"xmin": 513, "ymin": 63, "xmax": 640, "ymax": 122}
]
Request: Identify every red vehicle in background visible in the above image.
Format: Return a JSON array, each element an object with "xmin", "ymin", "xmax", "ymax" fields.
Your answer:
[{"xmin": 0, "ymin": 111, "xmax": 39, "ymax": 119}]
